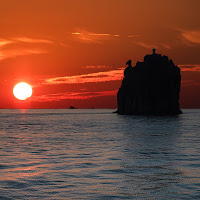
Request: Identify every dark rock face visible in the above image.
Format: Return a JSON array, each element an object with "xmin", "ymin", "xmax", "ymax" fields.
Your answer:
[{"xmin": 117, "ymin": 49, "xmax": 182, "ymax": 115}]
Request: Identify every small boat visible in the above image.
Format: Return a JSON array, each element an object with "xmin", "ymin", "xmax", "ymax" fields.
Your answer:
[{"xmin": 69, "ymin": 106, "xmax": 76, "ymax": 109}]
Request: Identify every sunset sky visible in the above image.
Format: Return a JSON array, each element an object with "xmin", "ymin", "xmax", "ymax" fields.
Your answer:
[{"xmin": 0, "ymin": 0, "xmax": 200, "ymax": 108}]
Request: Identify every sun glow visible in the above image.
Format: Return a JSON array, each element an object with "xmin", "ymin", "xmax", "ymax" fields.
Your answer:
[{"xmin": 13, "ymin": 82, "xmax": 32, "ymax": 100}]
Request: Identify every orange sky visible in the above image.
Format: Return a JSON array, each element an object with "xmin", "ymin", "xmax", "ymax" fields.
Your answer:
[{"xmin": 0, "ymin": 0, "xmax": 200, "ymax": 108}]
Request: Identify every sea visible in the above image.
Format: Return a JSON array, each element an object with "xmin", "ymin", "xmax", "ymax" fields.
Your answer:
[{"xmin": 0, "ymin": 109, "xmax": 200, "ymax": 200}]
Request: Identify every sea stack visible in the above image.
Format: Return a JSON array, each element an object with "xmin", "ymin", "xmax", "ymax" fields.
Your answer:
[{"xmin": 117, "ymin": 49, "xmax": 182, "ymax": 115}]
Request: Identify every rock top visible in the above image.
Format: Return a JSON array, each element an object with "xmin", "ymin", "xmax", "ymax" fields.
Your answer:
[{"xmin": 117, "ymin": 49, "xmax": 182, "ymax": 115}]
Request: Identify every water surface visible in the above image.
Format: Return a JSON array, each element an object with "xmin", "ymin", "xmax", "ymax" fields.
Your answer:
[{"xmin": 0, "ymin": 109, "xmax": 200, "ymax": 199}]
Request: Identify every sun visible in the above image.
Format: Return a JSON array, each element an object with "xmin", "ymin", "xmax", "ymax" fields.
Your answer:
[{"xmin": 13, "ymin": 82, "xmax": 33, "ymax": 100}]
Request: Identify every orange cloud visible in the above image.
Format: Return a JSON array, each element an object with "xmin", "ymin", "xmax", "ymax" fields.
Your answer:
[
  {"xmin": 13, "ymin": 37, "xmax": 54, "ymax": 44},
  {"xmin": 0, "ymin": 48, "xmax": 46, "ymax": 61},
  {"xmin": 135, "ymin": 41, "xmax": 159, "ymax": 49},
  {"xmin": 32, "ymin": 89, "xmax": 118, "ymax": 102},
  {"xmin": 0, "ymin": 39, "xmax": 14, "ymax": 47},
  {"xmin": 44, "ymin": 68, "xmax": 124, "ymax": 85},
  {"xmin": 0, "ymin": 36, "xmax": 54, "ymax": 61},
  {"xmin": 83, "ymin": 65, "xmax": 114, "ymax": 69},
  {"xmin": 160, "ymin": 43, "xmax": 172, "ymax": 49},
  {"xmin": 128, "ymin": 35, "xmax": 140, "ymax": 38},
  {"xmin": 179, "ymin": 64, "xmax": 200, "ymax": 72},
  {"xmin": 72, "ymin": 29, "xmax": 120, "ymax": 43},
  {"xmin": 135, "ymin": 41, "xmax": 172, "ymax": 50},
  {"xmin": 182, "ymin": 80, "xmax": 200, "ymax": 86},
  {"xmin": 180, "ymin": 29, "xmax": 200, "ymax": 45}
]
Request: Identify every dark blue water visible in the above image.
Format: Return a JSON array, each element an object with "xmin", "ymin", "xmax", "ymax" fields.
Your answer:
[{"xmin": 0, "ymin": 109, "xmax": 200, "ymax": 199}]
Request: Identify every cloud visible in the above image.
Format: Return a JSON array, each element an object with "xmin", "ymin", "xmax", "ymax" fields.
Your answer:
[
  {"xmin": 135, "ymin": 41, "xmax": 172, "ymax": 50},
  {"xmin": 44, "ymin": 68, "xmax": 124, "ymax": 85},
  {"xmin": 160, "ymin": 43, "xmax": 172, "ymax": 50},
  {"xmin": 32, "ymin": 89, "xmax": 118, "ymax": 102},
  {"xmin": 0, "ymin": 39, "xmax": 14, "ymax": 47},
  {"xmin": 0, "ymin": 37, "xmax": 54, "ymax": 48},
  {"xmin": 135, "ymin": 41, "xmax": 159, "ymax": 49},
  {"xmin": 0, "ymin": 36, "xmax": 54, "ymax": 61},
  {"xmin": 178, "ymin": 29, "xmax": 200, "ymax": 45},
  {"xmin": 72, "ymin": 29, "xmax": 120, "ymax": 43},
  {"xmin": 178, "ymin": 64, "xmax": 200, "ymax": 72},
  {"xmin": 128, "ymin": 35, "xmax": 140, "ymax": 38},
  {"xmin": 83, "ymin": 65, "xmax": 114, "ymax": 69},
  {"xmin": 13, "ymin": 37, "xmax": 54, "ymax": 44},
  {"xmin": 182, "ymin": 80, "xmax": 200, "ymax": 86},
  {"xmin": 0, "ymin": 48, "xmax": 47, "ymax": 61}
]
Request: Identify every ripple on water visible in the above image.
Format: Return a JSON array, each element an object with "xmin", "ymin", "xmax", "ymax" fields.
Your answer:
[{"xmin": 0, "ymin": 109, "xmax": 199, "ymax": 199}]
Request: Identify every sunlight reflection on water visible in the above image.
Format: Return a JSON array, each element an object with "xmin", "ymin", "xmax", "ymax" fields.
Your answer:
[{"xmin": 0, "ymin": 109, "xmax": 200, "ymax": 199}]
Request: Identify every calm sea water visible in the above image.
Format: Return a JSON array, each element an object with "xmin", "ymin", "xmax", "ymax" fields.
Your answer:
[{"xmin": 0, "ymin": 109, "xmax": 200, "ymax": 200}]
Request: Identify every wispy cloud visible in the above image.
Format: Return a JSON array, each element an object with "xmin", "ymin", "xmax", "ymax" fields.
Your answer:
[
  {"xmin": 13, "ymin": 37, "xmax": 54, "ymax": 44},
  {"xmin": 160, "ymin": 43, "xmax": 172, "ymax": 50},
  {"xmin": 178, "ymin": 64, "xmax": 200, "ymax": 72},
  {"xmin": 0, "ymin": 48, "xmax": 47, "ymax": 61},
  {"xmin": 0, "ymin": 36, "xmax": 54, "ymax": 61},
  {"xmin": 128, "ymin": 35, "xmax": 140, "ymax": 38},
  {"xmin": 83, "ymin": 65, "xmax": 114, "ymax": 69},
  {"xmin": 44, "ymin": 68, "xmax": 124, "ymax": 85},
  {"xmin": 182, "ymin": 80, "xmax": 200, "ymax": 86},
  {"xmin": 178, "ymin": 29, "xmax": 200, "ymax": 45},
  {"xmin": 0, "ymin": 39, "xmax": 14, "ymax": 47},
  {"xmin": 0, "ymin": 37, "xmax": 54, "ymax": 48},
  {"xmin": 72, "ymin": 29, "xmax": 120, "ymax": 43},
  {"xmin": 135, "ymin": 41, "xmax": 158, "ymax": 49},
  {"xmin": 32, "ymin": 89, "xmax": 118, "ymax": 102}
]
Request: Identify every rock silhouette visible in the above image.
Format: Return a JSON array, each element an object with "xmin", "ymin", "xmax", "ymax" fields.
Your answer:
[{"xmin": 117, "ymin": 49, "xmax": 182, "ymax": 115}]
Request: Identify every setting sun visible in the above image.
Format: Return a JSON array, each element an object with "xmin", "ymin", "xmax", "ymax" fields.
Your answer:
[{"xmin": 13, "ymin": 82, "xmax": 32, "ymax": 100}]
